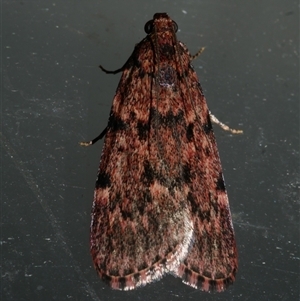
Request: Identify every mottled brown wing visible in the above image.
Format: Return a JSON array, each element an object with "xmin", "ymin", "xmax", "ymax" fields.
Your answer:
[
  {"xmin": 90, "ymin": 12, "xmax": 237, "ymax": 292},
  {"xmin": 173, "ymin": 41, "xmax": 238, "ymax": 292},
  {"xmin": 90, "ymin": 35, "xmax": 194, "ymax": 290}
]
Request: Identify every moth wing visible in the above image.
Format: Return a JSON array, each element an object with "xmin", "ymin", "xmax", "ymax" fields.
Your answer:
[
  {"xmin": 172, "ymin": 47, "xmax": 238, "ymax": 292},
  {"xmin": 90, "ymin": 40, "xmax": 194, "ymax": 290}
]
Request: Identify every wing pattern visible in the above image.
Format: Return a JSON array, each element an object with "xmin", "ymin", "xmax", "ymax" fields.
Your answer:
[{"xmin": 89, "ymin": 13, "xmax": 238, "ymax": 291}]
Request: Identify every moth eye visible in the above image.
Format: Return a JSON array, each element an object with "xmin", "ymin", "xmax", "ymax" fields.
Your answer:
[
  {"xmin": 144, "ymin": 20, "xmax": 153, "ymax": 34},
  {"xmin": 172, "ymin": 21, "xmax": 178, "ymax": 32}
]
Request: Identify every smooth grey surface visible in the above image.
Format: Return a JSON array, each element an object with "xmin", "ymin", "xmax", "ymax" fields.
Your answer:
[{"xmin": 1, "ymin": 1, "xmax": 299, "ymax": 300}]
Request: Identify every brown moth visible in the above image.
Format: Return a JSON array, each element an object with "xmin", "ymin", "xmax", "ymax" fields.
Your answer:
[{"xmin": 81, "ymin": 12, "xmax": 240, "ymax": 292}]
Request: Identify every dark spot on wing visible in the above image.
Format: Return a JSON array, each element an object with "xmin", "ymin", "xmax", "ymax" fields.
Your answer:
[
  {"xmin": 216, "ymin": 173, "xmax": 226, "ymax": 191},
  {"xmin": 108, "ymin": 112, "xmax": 126, "ymax": 133},
  {"xmin": 187, "ymin": 192, "xmax": 198, "ymax": 214},
  {"xmin": 142, "ymin": 161, "xmax": 155, "ymax": 184},
  {"xmin": 96, "ymin": 172, "xmax": 111, "ymax": 188},
  {"xmin": 203, "ymin": 112, "xmax": 213, "ymax": 135},
  {"xmin": 120, "ymin": 208, "xmax": 132, "ymax": 220},
  {"xmin": 182, "ymin": 164, "xmax": 192, "ymax": 183},
  {"xmin": 186, "ymin": 123, "xmax": 194, "ymax": 141},
  {"xmin": 133, "ymin": 273, "xmax": 140, "ymax": 281},
  {"xmin": 137, "ymin": 121, "xmax": 149, "ymax": 140},
  {"xmin": 118, "ymin": 277, "xmax": 126, "ymax": 290}
]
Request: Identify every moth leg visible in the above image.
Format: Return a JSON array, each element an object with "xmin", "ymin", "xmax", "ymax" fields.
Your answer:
[
  {"xmin": 190, "ymin": 47, "xmax": 205, "ymax": 60},
  {"xmin": 99, "ymin": 53, "xmax": 135, "ymax": 74},
  {"xmin": 99, "ymin": 65, "xmax": 124, "ymax": 74},
  {"xmin": 209, "ymin": 112, "xmax": 243, "ymax": 134},
  {"xmin": 81, "ymin": 59, "xmax": 128, "ymax": 147},
  {"xmin": 80, "ymin": 62, "xmax": 124, "ymax": 146},
  {"xmin": 79, "ymin": 126, "xmax": 108, "ymax": 146}
]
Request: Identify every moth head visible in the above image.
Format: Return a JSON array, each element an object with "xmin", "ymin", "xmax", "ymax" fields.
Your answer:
[{"xmin": 144, "ymin": 13, "xmax": 178, "ymax": 34}]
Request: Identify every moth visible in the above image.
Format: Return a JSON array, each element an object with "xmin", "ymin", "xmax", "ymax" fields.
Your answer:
[{"xmin": 81, "ymin": 12, "xmax": 240, "ymax": 292}]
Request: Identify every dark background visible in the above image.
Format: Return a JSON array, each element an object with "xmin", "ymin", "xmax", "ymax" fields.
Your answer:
[{"xmin": 1, "ymin": 1, "xmax": 299, "ymax": 300}]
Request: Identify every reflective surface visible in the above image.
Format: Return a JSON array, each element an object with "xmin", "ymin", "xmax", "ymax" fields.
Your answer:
[{"xmin": 2, "ymin": 1, "xmax": 299, "ymax": 300}]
